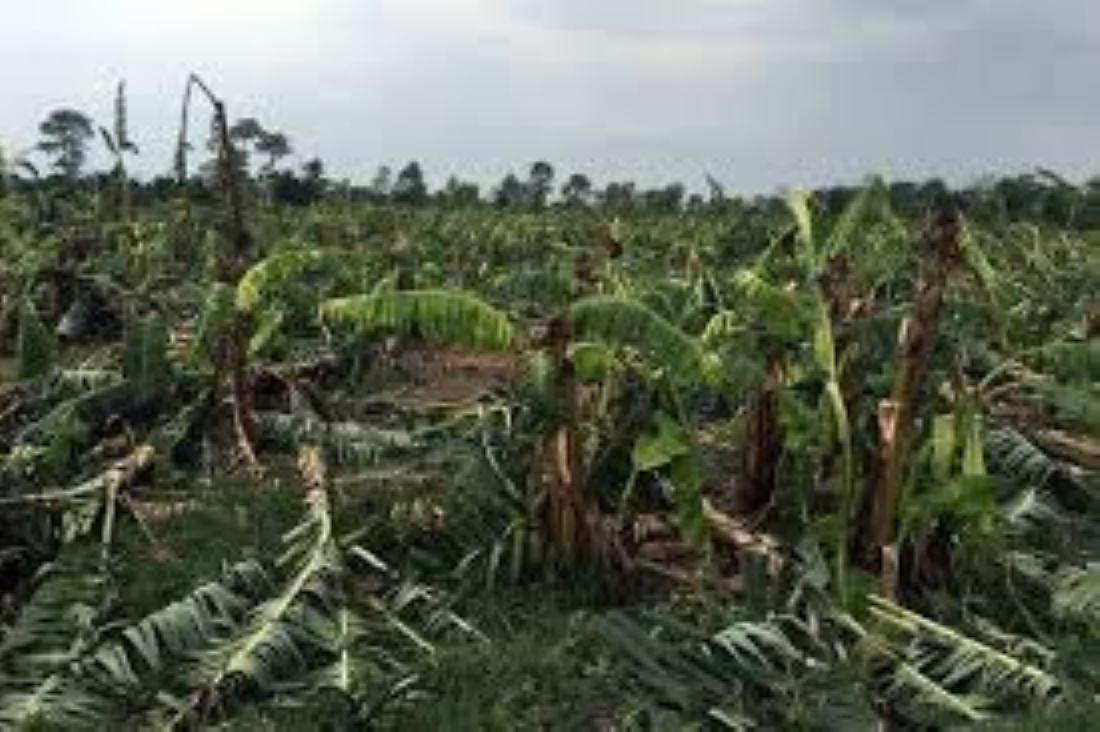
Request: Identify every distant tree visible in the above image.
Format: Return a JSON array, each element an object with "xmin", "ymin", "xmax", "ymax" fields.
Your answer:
[
  {"xmin": 302, "ymin": 158, "xmax": 325, "ymax": 187},
  {"xmin": 369, "ymin": 165, "xmax": 393, "ymax": 200},
  {"xmin": 918, "ymin": 178, "xmax": 952, "ymax": 213},
  {"xmin": 818, "ymin": 186, "xmax": 858, "ymax": 217},
  {"xmin": 643, "ymin": 183, "xmax": 685, "ymax": 212},
  {"xmin": 392, "ymin": 161, "xmax": 428, "ymax": 205},
  {"xmin": 0, "ymin": 144, "xmax": 8, "ymax": 196},
  {"xmin": 197, "ymin": 116, "xmax": 254, "ymax": 184},
  {"xmin": 561, "ymin": 173, "xmax": 593, "ymax": 207},
  {"xmin": 37, "ymin": 108, "xmax": 95, "ymax": 179},
  {"xmin": 271, "ymin": 158, "xmax": 327, "ymax": 206},
  {"xmin": 601, "ymin": 181, "xmax": 637, "ymax": 210},
  {"xmin": 888, "ymin": 181, "xmax": 921, "ymax": 216},
  {"xmin": 1078, "ymin": 177, "xmax": 1100, "ymax": 229},
  {"xmin": 440, "ymin": 176, "xmax": 480, "ymax": 207},
  {"xmin": 222, "ymin": 117, "xmax": 291, "ymax": 177},
  {"xmin": 255, "ymin": 131, "xmax": 292, "ymax": 173},
  {"xmin": 991, "ymin": 175, "xmax": 1040, "ymax": 221},
  {"xmin": 705, "ymin": 174, "xmax": 727, "ymax": 209},
  {"xmin": 229, "ymin": 117, "xmax": 265, "ymax": 145},
  {"xmin": 526, "ymin": 160, "xmax": 555, "ymax": 208},
  {"xmin": 493, "ymin": 173, "xmax": 525, "ymax": 208},
  {"xmin": 226, "ymin": 117, "xmax": 263, "ymax": 171}
]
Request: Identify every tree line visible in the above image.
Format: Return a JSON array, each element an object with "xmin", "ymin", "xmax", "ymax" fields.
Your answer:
[{"xmin": 5, "ymin": 102, "xmax": 1100, "ymax": 227}]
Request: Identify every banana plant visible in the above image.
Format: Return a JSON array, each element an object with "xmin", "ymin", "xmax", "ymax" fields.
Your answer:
[{"xmin": 693, "ymin": 183, "xmax": 915, "ymax": 600}]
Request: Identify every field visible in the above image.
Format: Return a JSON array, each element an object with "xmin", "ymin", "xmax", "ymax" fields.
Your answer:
[{"xmin": 1, "ymin": 91, "xmax": 1099, "ymax": 730}]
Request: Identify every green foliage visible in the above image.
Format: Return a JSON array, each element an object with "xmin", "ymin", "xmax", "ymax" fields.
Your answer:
[
  {"xmin": 601, "ymin": 605, "xmax": 879, "ymax": 729},
  {"xmin": 569, "ymin": 295, "xmax": 705, "ymax": 385},
  {"xmin": 257, "ymin": 412, "xmax": 419, "ymax": 467},
  {"xmin": 37, "ymin": 107, "xmax": 95, "ymax": 178},
  {"xmin": 1052, "ymin": 564, "xmax": 1100, "ymax": 624},
  {"xmin": 0, "ymin": 548, "xmax": 111, "ymax": 729},
  {"xmin": 869, "ymin": 595, "xmax": 1063, "ymax": 704},
  {"xmin": 322, "ymin": 289, "xmax": 514, "ymax": 351},
  {"xmin": 1032, "ymin": 340, "xmax": 1100, "ymax": 384},
  {"xmin": 632, "ymin": 411, "xmax": 706, "ymax": 545},
  {"xmin": 123, "ymin": 312, "xmax": 170, "ymax": 395},
  {"xmin": 0, "ymin": 474, "xmax": 463, "ymax": 729},
  {"xmin": 16, "ymin": 303, "xmax": 57, "ymax": 379},
  {"xmin": 194, "ymin": 283, "xmax": 237, "ymax": 369},
  {"xmin": 187, "ymin": 486, "xmax": 340, "ymax": 711},
  {"xmin": 1036, "ymin": 382, "xmax": 1100, "ymax": 431},
  {"xmin": 986, "ymin": 427, "xmax": 1062, "ymax": 489},
  {"xmin": 824, "ymin": 181, "xmax": 884, "ymax": 260},
  {"xmin": 730, "ymin": 270, "xmax": 814, "ymax": 345},
  {"xmin": 236, "ymin": 248, "xmax": 328, "ymax": 313},
  {"xmin": 235, "ymin": 248, "xmax": 365, "ymax": 355},
  {"xmin": 2, "ymin": 145, "xmax": 1099, "ymax": 730}
]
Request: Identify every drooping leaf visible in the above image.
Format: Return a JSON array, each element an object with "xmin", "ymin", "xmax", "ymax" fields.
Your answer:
[
  {"xmin": 1053, "ymin": 563, "xmax": 1100, "ymax": 624},
  {"xmin": 236, "ymin": 248, "xmax": 341, "ymax": 314},
  {"xmin": 322, "ymin": 289, "xmax": 514, "ymax": 351},
  {"xmin": 569, "ymin": 295, "xmax": 704, "ymax": 384}
]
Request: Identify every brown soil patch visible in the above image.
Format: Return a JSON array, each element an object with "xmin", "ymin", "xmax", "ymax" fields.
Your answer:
[{"xmin": 388, "ymin": 345, "xmax": 520, "ymax": 406}]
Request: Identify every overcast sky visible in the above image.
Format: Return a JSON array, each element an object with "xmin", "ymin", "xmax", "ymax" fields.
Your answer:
[{"xmin": 1, "ymin": 0, "xmax": 1097, "ymax": 192}]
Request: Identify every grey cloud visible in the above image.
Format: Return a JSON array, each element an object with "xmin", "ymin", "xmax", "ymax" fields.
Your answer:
[{"xmin": 1, "ymin": 0, "xmax": 1098, "ymax": 192}]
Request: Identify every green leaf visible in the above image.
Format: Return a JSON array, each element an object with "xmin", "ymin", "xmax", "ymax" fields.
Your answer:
[
  {"xmin": 1053, "ymin": 563, "xmax": 1100, "ymax": 623},
  {"xmin": 17, "ymin": 302, "xmax": 57, "ymax": 379},
  {"xmin": 194, "ymin": 283, "xmax": 237, "ymax": 368},
  {"xmin": 931, "ymin": 414, "xmax": 957, "ymax": 481},
  {"xmin": 812, "ymin": 305, "xmax": 837, "ymax": 378},
  {"xmin": 122, "ymin": 312, "xmax": 170, "ymax": 395},
  {"xmin": 248, "ymin": 309, "xmax": 286, "ymax": 357},
  {"xmin": 632, "ymin": 412, "xmax": 691, "ymax": 471},
  {"xmin": 570, "ymin": 295, "xmax": 705, "ymax": 385},
  {"xmin": 824, "ymin": 183, "xmax": 879, "ymax": 261},
  {"xmin": 732, "ymin": 270, "xmax": 812, "ymax": 345},
  {"xmin": 322, "ymin": 289, "xmax": 514, "ymax": 351},
  {"xmin": 959, "ymin": 225, "xmax": 998, "ymax": 295},
  {"xmin": 669, "ymin": 452, "xmax": 706, "ymax": 547},
  {"xmin": 573, "ymin": 341, "xmax": 617, "ymax": 383},
  {"xmin": 785, "ymin": 191, "xmax": 815, "ymax": 266},
  {"xmin": 959, "ymin": 405, "xmax": 986, "ymax": 478},
  {"xmin": 236, "ymin": 249, "xmax": 330, "ymax": 313}
]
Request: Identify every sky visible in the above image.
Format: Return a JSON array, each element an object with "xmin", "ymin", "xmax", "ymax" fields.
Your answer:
[{"xmin": 0, "ymin": 0, "xmax": 1097, "ymax": 193}]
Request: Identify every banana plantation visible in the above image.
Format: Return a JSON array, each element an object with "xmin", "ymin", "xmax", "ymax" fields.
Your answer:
[{"xmin": 1, "ymin": 83, "xmax": 1099, "ymax": 730}]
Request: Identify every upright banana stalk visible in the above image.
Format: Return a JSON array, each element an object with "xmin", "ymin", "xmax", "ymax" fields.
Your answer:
[
  {"xmin": 867, "ymin": 209, "xmax": 961, "ymax": 587},
  {"xmin": 739, "ymin": 353, "xmax": 784, "ymax": 513},
  {"xmin": 100, "ymin": 82, "xmax": 136, "ymax": 233},
  {"xmin": 538, "ymin": 315, "xmax": 590, "ymax": 567},
  {"xmin": 181, "ymin": 74, "xmax": 259, "ymax": 468}
]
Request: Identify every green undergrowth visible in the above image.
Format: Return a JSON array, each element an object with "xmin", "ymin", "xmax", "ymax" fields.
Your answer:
[
  {"xmin": 114, "ymin": 467, "xmax": 306, "ymax": 619},
  {"xmin": 112, "ymin": 468, "xmax": 642, "ymax": 731},
  {"xmin": 213, "ymin": 593, "xmax": 641, "ymax": 732},
  {"xmin": 972, "ymin": 702, "xmax": 1100, "ymax": 732},
  {"xmin": 399, "ymin": 588, "xmax": 636, "ymax": 731}
]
